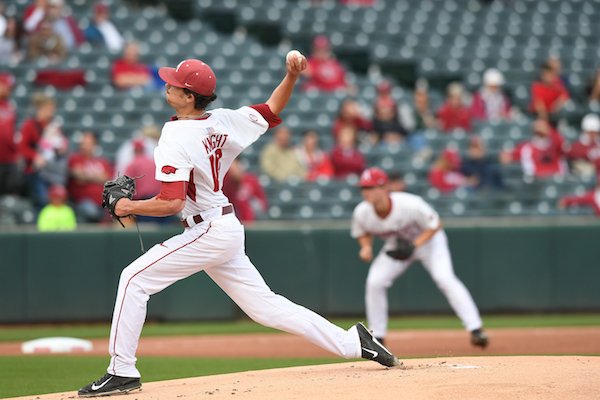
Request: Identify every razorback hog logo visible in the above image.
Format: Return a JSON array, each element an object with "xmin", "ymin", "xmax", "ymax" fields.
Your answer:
[
  {"xmin": 202, "ymin": 129, "xmax": 228, "ymax": 192},
  {"xmin": 161, "ymin": 165, "xmax": 178, "ymax": 175}
]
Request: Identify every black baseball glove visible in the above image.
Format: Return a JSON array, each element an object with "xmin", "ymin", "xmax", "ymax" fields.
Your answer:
[
  {"xmin": 102, "ymin": 175, "xmax": 136, "ymax": 227},
  {"xmin": 386, "ymin": 238, "xmax": 415, "ymax": 261}
]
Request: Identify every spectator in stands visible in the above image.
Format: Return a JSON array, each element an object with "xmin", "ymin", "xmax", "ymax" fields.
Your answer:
[
  {"xmin": 36, "ymin": 117, "xmax": 69, "ymax": 205},
  {"xmin": 222, "ymin": 158, "xmax": 268, "ymax": 223},
  {"xmin": 500, "ymin": 118, "xmax": 567, "ymax": 179},
  {"xmin": 68, "ymin": 131, "xmax": 113, "ymax": 222},
  {"xmin": 19, "ymin": 93, "xmax": 59, "ymax": 206},
  {"xmin": 428, "ymin": 148, "xmax": 470, "ymax": 193},
  {"xmin": 586, "ymin": 67, "xmax": 600, "ymax": 107},
  {"xmin": 37, "ymin": 184, "xmax": 77, "ymax": 231},
  {"xmin": 565, "ymin": 113, "xmax": 600, "ymax": 178},
  {"xmin": 295, "ymin": 129, "xmax": 334, "ymax": 181},
  {"xmin": 0, "ymin": 73, "xmax": 18, "ymax": 195},
  {"xmin": 332, "ymin": 98, "xmax": 372, "ymax": 140},
  {"xmin": 529, "ymin": 62, "xmax": 569, "ymax": 123},
  {"xmin": 27, "ymin": 19, "xmax": 66, "ymax": 64},
  {"xmin": 43, "ymin": 0, "xmax": 84, "ymax": 50},
  {"xmin": 111, "ymin": 41, "xmax": 153, "ymax": 91},
  {"xmin": 372, "ymin": 85, "xmax": 408, "ymax": 146},
  {"xmin": 558, "ymin": 177, "xmax": 600, "ymax": 217},
  {"xmin": 399, "ymin": 79, "xmax": 437, "ymax": 133},
  {"xmin": 260, "ymin": 125, "xmax": 306, "ymax": 182},
  {"xmin": 0, "ymin": 12, "xmax": 23, "ymax": 66},
  {"xmin": 330, "ymin": 125, "xmax": 365, "ymax": 178},
  {"xmin": 387, "ymin": 170, "xmax": 406, "ymax": 192},
  {"xmin": 124, "ymin": 139, "xmax": 160, "ymax": 200},
  {"xmin": 437, "ymin": 82, "xmax": 473, "ymax": 133},
  {"xmin": 470, "ymin": 69, "xmax": 512, "ymax": 122},
  {"xmin": 546, "ymin": 56, "xmax": 570, "ymax": 95},
  {"xmin": 115, "ymin": 124, "xmax": 160, "ymax": 177},
  {"xmin": 302, "ymin": 35, "xmax": 350, "ymax": 92},
  {"xmin": 84, "ymin": 2, "xmax": 124, "ymax": 52},
  {"xmin": 460, "ymin": 136, "xmax": 505, "ymax": 191}
]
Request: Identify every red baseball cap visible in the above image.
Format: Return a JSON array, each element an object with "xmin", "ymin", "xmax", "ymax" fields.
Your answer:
[
  {"xmin": 359, "ymin": 167, "xmax": 389, "ymax": 188},
  {"xmin": 48, "ymin": 184, "xmax": 67, "ymax": 199},
  {"xmin": 158, "ymin": 59, "xmax": 216, "ymax": 96}
]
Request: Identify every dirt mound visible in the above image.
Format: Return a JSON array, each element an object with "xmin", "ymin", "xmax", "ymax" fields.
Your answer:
[{"xmin": 9, "ymin": 356, "xmax": 599, "ymax": 400}]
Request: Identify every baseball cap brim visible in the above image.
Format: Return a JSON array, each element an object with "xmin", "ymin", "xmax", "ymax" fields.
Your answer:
[{"xmin": 158, "ymin": 67, "xmax": 184, "ymax": 88}]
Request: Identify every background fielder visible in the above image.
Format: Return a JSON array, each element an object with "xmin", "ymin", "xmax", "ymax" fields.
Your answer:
[
  {"xmin": 77, "ymin": 53, "xmax": 399, "ymax": 397},
  {"xmin": 351, "ymin": 167, "xmax": 489, "ymax": 348}
]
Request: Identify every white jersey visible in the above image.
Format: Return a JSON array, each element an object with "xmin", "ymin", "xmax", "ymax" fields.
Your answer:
[
  {"xmin": 154, "ymin": 106, "xmax": 270, "ymax": 218},
  {"xmin": 351, "ymin": 192, "xmax": 440, "ymax": 250}
]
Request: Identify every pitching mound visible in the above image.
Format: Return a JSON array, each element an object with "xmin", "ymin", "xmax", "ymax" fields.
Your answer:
[{"xmin": 9, "ymin": 356, "xmax": 599, "ymax": 400}]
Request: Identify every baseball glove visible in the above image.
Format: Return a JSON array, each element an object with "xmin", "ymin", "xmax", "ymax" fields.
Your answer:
[
  {"xmin": 386, "ymin": 238, "xmax": 415, "ymax": 261},
  {"xmin": 102, "ymin": 175, "xmax": 136, "ymax": 227}
]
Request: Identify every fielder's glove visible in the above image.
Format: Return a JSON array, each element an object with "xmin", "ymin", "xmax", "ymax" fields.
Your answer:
[
  {"xmin": 386, "ymin": 238, "xmax": 415, "ymax": 261},
  {"xmin": 102, "ymin": 175, "xmax": 136, "ymax": 227}
]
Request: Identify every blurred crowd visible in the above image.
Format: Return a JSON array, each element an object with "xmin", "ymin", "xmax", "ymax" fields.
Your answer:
[{"xmin": 1, "ymin": 0, "xmax": 600, "ymax": 231}]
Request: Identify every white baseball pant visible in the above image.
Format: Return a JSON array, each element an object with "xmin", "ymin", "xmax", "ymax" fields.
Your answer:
[
  {"xmin": 365, "ymin": 230, "xmax": 482, "ymax": 339},
  {"xmin": 107, "ymin": 212, "xmax": 361, "ymax": 378}
]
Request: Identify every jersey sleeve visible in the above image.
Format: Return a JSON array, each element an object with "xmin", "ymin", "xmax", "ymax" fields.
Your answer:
[
  {"xmin": 350, "ymin": 205, "xmax": 367, "ymax": 238},
  {"xmin": 225, "ymin": 105, "xmax": 280, "ymax": 149},
  {"xmin": 154, "ymin": 126, "xmax": 193, "ymax": 182},
  {"xmin": 412, "ymin": 197, "xmax": 441, "ymax": 230}
]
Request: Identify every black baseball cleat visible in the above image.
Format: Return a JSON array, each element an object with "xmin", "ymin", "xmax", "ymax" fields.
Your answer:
[
  {"xmin": 355, "ymin": 322, "xmax": 401, "ymax": 367},
  {"xmin": 470, "ymin": 328, "xmax": 489, "ymax": 348},
  {"xmin": 78, "ymin": 373, "xmax": 141, "ymax": 397}
]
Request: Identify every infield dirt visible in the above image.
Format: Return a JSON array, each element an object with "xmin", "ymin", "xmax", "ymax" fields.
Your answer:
[{"xmin": 7, "ymin": 356, "xmax": 600, "ymax": 400}]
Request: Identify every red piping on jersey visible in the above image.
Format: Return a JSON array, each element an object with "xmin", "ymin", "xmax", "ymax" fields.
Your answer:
[
  {"xmin": 249, "ymin": 104, "xmax": 282, "ymax": 128},
  {"xmin": 170, "ymin": 113, "xmax": 211, "ymax": 121},
  {"xmin": 110, "ymin": 223, "xmax": 213, "ymax": 375}
]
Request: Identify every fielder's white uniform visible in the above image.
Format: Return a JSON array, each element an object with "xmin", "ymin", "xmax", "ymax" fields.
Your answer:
[
  {"xmin": 107, "ymin": 105, "xmax": 361, "ymax": 378},
  {"xmin": 351, "ymin": 192, "xmax": 483, "ymax": 339}
]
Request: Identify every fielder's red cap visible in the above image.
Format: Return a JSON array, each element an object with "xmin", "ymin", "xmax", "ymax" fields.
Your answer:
[
  {"xmin": 359, "ymin": 167, "xmax": 389, "ymax": 188},
  {"xmin": 158, "ymin": 59, "xmax": 216, "ymax": 96}
]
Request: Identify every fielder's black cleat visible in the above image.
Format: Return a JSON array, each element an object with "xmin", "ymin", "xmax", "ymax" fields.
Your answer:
[
  {"xmin": 78, "ymin": 373, "xmax": 141, "ymax": 397},
  {"xmin": 356, "ymin": 322, "xmax": 401, "ymax": 367},
  {"xmin": 470, "ymin": 328, "xmax": 489, "ymax": 348}
]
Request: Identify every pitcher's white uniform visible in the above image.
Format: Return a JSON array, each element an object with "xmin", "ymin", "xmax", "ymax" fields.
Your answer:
[
  {"xmin": 108, "ymin": 106, "xmax": 361, "ymax": 377},
  {"xmin": 351, "ymin": 192, "xmax": 483, "ymax": 339}
]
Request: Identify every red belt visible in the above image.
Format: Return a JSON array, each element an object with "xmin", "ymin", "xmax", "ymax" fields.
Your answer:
[{"xmin": 182, "ymin": 204, "xmax": 234, "ymax": 228}]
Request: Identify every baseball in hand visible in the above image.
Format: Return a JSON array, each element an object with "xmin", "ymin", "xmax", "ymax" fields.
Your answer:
[{"xmin": 286, "ymin": 50, "xmax": 307, "ymax": 73}]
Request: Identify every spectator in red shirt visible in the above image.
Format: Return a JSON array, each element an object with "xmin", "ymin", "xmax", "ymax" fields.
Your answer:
[
  {"xmin": 565, "ymin": 113, "xmax": 600, "ymax": 178},
  {"xmin": 19, "ymin": 93, "xmax": 60, "ymax": 206},
  {"xmin": 470, "ymin": 69, "xmax": 512, "ymax": 122},
  {"xmin": 124, "ymin": 139, "xmax": 160, "ymax": 200},
  {"xmin": 529, "ymin": 62, "xmax": 569, "ymax": 122},
  {"xmin": 302, "ymin": 35, "xmax": 349, "ymax": 92},
  {"xmin": 558, "ymin": 177, "xmax": 600, "ymax": 216},
  {"xmin": 295, "ymin": 129, "xmax": 334, "ymax": 181},
  {"xmin": 330, "ymin": 125, "xmax": 365, "ymax": 178},
  {"xmin": 428, "ymin": 148, "xmax": 469, "ymax": 193},
  {"xmin": 500, "ymin": 119, "xmax": 567, "ymax": 178},
  {"xmin": 222, "ymin": 158, "xmax": 268, "ymax": 223},
  {"xmin": 332, "ymin": 98, "xmax": 372, "ymax": 140},
  {"xmin": 0, "ymin": 73, "xmax": 18, "ymax": 195},
  {"xmin": 437, "ymin": 82, "xmax": 473, "ymax": 133},
  {"xmin": 68, "ymin": 131, "xmax": 113, "ymax": 222},
  {"xmin": 111, "ymin": 41, "xmax": 153, "ymax": 91},
  {"xmin": 24, "ymin": 0, "xmax": 84, "ymax": 49},
  {"xmin": 115, "ymin": 124, "xmax": 160, "ymax": 177}
]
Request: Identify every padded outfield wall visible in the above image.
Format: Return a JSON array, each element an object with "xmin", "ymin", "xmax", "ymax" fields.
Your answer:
[{"xmin": 1, "ymin": 222, "xmax": 599, "ymax": 323}]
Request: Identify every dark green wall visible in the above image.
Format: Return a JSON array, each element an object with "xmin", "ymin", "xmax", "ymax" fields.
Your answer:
[{"xmin": 1, "ymin": 224, "xmax": 599, "ymax": 323}]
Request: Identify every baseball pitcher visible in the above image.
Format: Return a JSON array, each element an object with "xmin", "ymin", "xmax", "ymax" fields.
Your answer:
[{"xmin": 77, "ymin": 53, "xmax": 399, "ymax": 397}]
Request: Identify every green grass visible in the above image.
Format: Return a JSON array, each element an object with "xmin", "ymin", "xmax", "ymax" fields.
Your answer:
[
  {"xmin": 0, "ymin": 356, "xmax": 344, "ymax": 398},
  {"xmin": 0, "ymin": 314, "xmax": 599, "ymax": 342}
]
